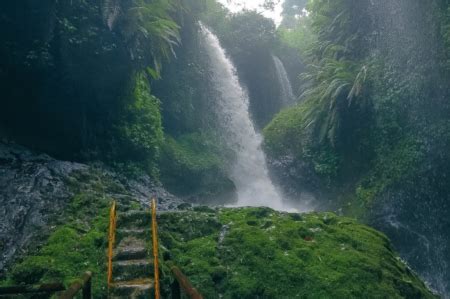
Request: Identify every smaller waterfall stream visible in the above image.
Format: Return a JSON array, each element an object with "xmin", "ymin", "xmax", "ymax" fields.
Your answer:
[
  {"xmin": 272, "ymin": 55, "xmax": 296, "ymax": 106},
  {"xmin": 200, "ymin": 24, "xmax": 288, "ymax": 210},
  {"xmin": 102, "ymin": 0, "xmax": 120, "ymax": 30}
]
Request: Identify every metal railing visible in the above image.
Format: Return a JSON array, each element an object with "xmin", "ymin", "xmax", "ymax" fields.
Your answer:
[
  {"xmin": 107, "ymin": 200, "xmax": 117, "ymax": 289},
  {"xmin": 57, "ymin": 271, "xmax": 92, "ymax": 299},
  {"xmin": 151, "ymin": 197, "xmax": 161, "ymax": 299},
  {"xmin": 0, "ymin": 272, "xmax": 92, "ymax": 299},
  {"xmin": 0, "ymin": 282, "xmax": 65, "ymax": 297},
  {"xmin": 151, "ymin": 199, "xmax": 203, "ymax": 299},
  {"xmin": 170, "ymin": 265, "xmax": 203, "ymax": 299},
  {"xmin": 1, "ymin": 198, "xmax": 202, "ymax": 299}
]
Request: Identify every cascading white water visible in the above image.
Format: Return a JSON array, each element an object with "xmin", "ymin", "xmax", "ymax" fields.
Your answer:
[
  {"xmin": 199, "ymin": 24, "xmax": 286, "ymax": 210},
  {"xmin": 272, "ymin": 55, "xmax": 296, "ymax": 107},
  {"xmin": 102, "ymin": 0, "xmax": 120, "ymax": 30}
]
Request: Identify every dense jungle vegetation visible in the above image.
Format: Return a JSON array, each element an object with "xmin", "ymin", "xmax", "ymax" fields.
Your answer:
[
  {"xmin": 1, "ymin": 0, "xmax": 449, "ymax": 297},
  {"xmin": 264, "ymin": 1, "xmax": 450, "ymax": 293}
]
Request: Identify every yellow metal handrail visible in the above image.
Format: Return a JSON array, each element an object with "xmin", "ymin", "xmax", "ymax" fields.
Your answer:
[
  {"xmin": 58, "ymin": 271, "xmax": 92, "ymax": 299},
  {"xmin": 107, "ymin": 201, "xmax": 117, "ymax": 288},
  {"xmin": 151, "ymin": 198, "xmax": 160, "ymax": 299},
  {"xmin": 170, "ymin": 264, "xmax": 203, "ymax": 299}
]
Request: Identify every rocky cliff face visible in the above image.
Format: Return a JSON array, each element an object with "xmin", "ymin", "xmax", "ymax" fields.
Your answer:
[
  {"xmin": 0, "ymin": 141, "xmax": 181, "ymax": 275},
  {"xmin": 0, "ymin": 142, "xmax": 86, "ymax": 272}
]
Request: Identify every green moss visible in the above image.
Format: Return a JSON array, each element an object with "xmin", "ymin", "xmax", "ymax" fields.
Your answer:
[
  {"xmin": 159, "ymin": 208, "xmax": 435, "ymax": 299},
  {"xmin": 3, "ymin": 203, "xmax": 435, "ymax": 298},
  {"xmin": 263, "ymin": 101, "xmax": 340, "ymax": 183},
  {"xmin": 263, "ymin": 104, "xmax": 311, "ymax": 157},
  {"xmin": 2, "ymin": 169, "xmax": 120, "ymax": 298},
  {"xmin": 6, "ymin": 205, "xmax": 109, "ymax": 297},
  {"xmin": 160, "ymin": 133, "xmax": 235, "ymax": 198},
  {"xmin": 116, "ymin": 71, "xmax": 164, "ymax": 177}
]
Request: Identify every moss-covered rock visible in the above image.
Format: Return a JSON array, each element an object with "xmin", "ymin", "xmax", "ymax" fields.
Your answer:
[
  {"xmin": 160, "ymin": 133, "xmax": 236, "ymax": 202},
  {"xmin": 159, "ymin": 207, "xmax": 436, "ymax": 298},
  {"xmin": 3, "ymin": 205, "xmax": 436, "ymax": 298}
]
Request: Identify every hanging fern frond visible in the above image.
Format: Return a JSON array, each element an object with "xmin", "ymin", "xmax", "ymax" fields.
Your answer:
[
  {"xmin": 121, "ymin": 0, "xmax": 181, "ymax": 76},
  {"xmin": 299, "ymin": 56, "xmax": 369, "ymax": 144}
]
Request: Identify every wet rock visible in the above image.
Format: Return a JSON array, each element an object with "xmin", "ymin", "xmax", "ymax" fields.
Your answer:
[
  {"xmin": 0, "ymin": 142, "xmax": 86, "ymax": 273},
  {"xmin": 0, "ymin": 142, "xmax": 182, "ymax": 275}
]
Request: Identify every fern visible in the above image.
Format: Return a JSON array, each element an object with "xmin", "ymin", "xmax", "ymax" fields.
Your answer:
[
  {"xmin": 300, "ymin": 57, "xmax": 368, "ymax": 144},
  {"xmin": 121, "ymin": 0, "xmax": 181, "ymax": 76},
  {"xmin": 297, "ymin": 0, "xmax": 370, "ymax": 145}
]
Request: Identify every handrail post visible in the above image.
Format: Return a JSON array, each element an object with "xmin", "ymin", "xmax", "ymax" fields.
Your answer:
[
  {"xmin": 82, "ymin": 273, "xmax": 92, "ymax": 299},
  {"xmin": 58, "ymin": 271, "xmax": 92, "ymax": 299},
  {"xmin": 107, "ymin": 201, "xmax": 117, "ymax": 288},
  {"xmin": 171, "ymin": 279, "xmax": 181, "ymax": 299},
  {"xmin": 151, "ymin": 197, "xmax": 160, "ymax": 299},
  {"xmin": 170, "ymin": 266, "xmax": 203, "ymax": 299},
  {"xmin": 0, "ymin": 283, "xmax": 65, "ymax": 295}
]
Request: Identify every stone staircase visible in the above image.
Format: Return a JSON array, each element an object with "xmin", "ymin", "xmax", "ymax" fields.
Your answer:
[{"xmin": 109, "ymin": 206, "xmax": 156, "ymax": 299}]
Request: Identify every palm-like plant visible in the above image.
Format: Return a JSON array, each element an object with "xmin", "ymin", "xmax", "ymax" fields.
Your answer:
[
  {"xmin": 298, "ymin": 0, "xmax": 369, "ymax": 145},
  {"xmin": 300, "ymin": 57, "xmax": 367, "ymax": 144},
  {"xmin": 121, "ymin": 0, "xmax": 181, "ymax": 77}
]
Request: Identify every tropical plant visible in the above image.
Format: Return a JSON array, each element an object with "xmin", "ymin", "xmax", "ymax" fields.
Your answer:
[
  {"xmin": 292, "ymin": 0, "xmax": 372, "ymax": 145},
  {"xmin": 121, "ymin": 0, "xmax": 181, "ymax": 77},
  {"xmin": 299, "ymin": 58, "xmax": 368, "ymax": 143},
  {"xmin": 117, "ymin": 71, "xmax": 164, "ymax": 176}
]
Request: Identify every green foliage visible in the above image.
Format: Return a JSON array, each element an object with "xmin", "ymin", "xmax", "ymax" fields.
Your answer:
[
  {"xmin": 270, "ymin": 0, "xmax": 372, "ymax": 168},
  {"xmin": 121, "ymin": 0, "xmax": 181, "ymax": 75},
  {"xmin": 277, "ymin": 16, "xmax": 316, "ymax": 57},
  {"xmin": 203, "ymin": 9, "xmax": 283, "ymax": 127},
  {"xmin": 117, "ymin": 72, "xmax": 164, "ymax": 177},
  {"xmin": 265, "ymin": 0, "xmax": 450, "ymax": 223},
  {"xmin": 200, "ymin": 0, "xmax": 230, "ymax": 32},
  {"xmin": 264, "ymin": 101, "xmax": 340, "ymax": 183},
  {"xmin": 152, "ymin": 29, "xmax": 214, "ymax": 136},
  {"xmin": 264, "ymin": 104, "xmax": 311, "ymax": 156},
  {"xmin": 1, "ymin": 168, "xmax": 134, "ymax": 297},
  {"xmin": 311, "ymin": 146, "xmax": 340, "ymax": 178},
  {"xmin": 0, "ymin": 0, "xmax": 188, "ymax": 168},
  {"xmin": 300, "ymin": 59, "xmax": 368, "ymax": 144},
  {"xmin": 159, "ymin": 208, "xmax": 436, "ymax": 298},
  {"xmin": 160, "ymin": 133, "xmax": 235, "ymax": 198},
  {"xmin": 355, "ymin": 137, "xmax": 423, "ymax": 207},
  {"xmin": 263, "ymin": 3, "xmax": 450, "ymax": 253},
  {"xmin": 162, "ymin": 133, "xmax": 223, "ymax": 173}
]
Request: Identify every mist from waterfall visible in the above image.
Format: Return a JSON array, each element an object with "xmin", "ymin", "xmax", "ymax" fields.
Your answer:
[
  {"xmin": 272, "ymin": 55, "xmax": 296, "ymax": 107},
  {"xmin": 199, "ymin": 24, "xmax": 297, "ymax": 211}
]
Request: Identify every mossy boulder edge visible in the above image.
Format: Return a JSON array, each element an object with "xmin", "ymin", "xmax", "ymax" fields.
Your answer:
[{"xmin": 159, "ymin": 207, "xmax": 436, "ymax": 298}]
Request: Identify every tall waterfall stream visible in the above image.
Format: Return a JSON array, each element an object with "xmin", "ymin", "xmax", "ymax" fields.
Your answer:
[{"xmin": 200, "ymin": 24, "xmax": 297, "ymax": 211}]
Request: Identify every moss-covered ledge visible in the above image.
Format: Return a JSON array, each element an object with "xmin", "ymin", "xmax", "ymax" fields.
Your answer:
[
  {"xmin": 159, "ymin": 207, "xmax": 436, "ymax": 298},
  {"xmin": 2, "ymin": 206, "xmax": 436, "ymax": 298}
]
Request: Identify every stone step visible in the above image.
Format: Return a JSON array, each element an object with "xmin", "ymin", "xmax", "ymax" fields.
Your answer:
[
  {"xmin": 116, "ymin": 228, "xmax": 149, "ymax": 240},
  {"xmin": 114, "ymin": 245, "xmax": 148, "ymax": 261},
  {"xmin": 114, "ymin": 239, "xmax": 150, "ymax": 261},
  {"xmin": 113, "ymin": 259, "xmax": 154, "ymax": 282},
  {"xmin": 109, "ymin": 279, "xmax": 155, "ymax": 299},
  {"xmin": 114, "ymin": 196, "xmax": 139, "ymax": 210},
  {"xmin": 114, "ymin": 236, "xmax": 149, "ymax": 251},
  {"xmin": 117, "ymin": 210, "xmax": 152, "ymax": 228}
]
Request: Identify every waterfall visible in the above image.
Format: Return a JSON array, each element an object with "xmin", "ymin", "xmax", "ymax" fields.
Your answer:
[
  {"xmin": 272, "ymin": 55, "xmax": 296, "ymax": 107},
  {"xmin": 199, "ymin": 24, "xmax": 287, "ymax": 210},
  {"xmin": 102, "ymin": 0, "xmax": 120, "ymax": 30}
]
